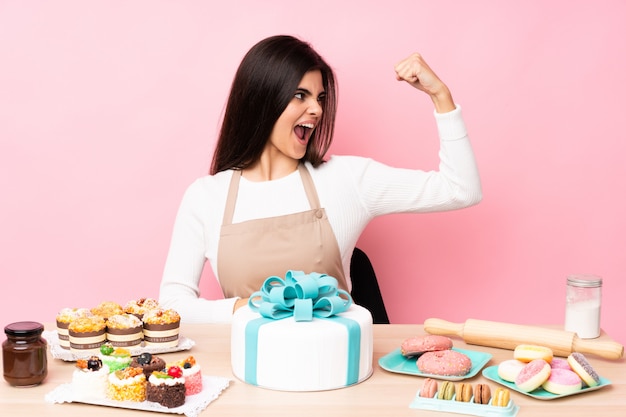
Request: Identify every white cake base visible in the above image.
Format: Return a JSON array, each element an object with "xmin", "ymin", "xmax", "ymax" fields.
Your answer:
[{"xmin": 231, "ymin": 304, "xmax": 373, "ymax": 391}]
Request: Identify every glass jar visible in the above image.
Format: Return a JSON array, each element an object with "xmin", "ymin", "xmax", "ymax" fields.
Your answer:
[
  {"xmin": 2, "ymin": 321, "xmax": 48, "ymax": 387},
  {"xmin": 564, "ymin": 274, "xmax": 602, "ymax": 339}
]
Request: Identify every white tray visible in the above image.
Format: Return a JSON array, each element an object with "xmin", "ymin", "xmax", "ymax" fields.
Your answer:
[
  {"xmin": 410, "ymin": 389, "xmax": 519, "ymax": 417},
  {"xmin": 45, "ymin": 375, "xmax": 230, "ymax": 417},
  {"xmin": 44, "ymin": 330, "xmax": 195, "ymax": 361}
]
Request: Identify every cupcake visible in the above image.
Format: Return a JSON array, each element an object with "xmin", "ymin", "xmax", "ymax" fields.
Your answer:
[
  {"xmin": 106, "ymin": 314, "xmax": 143, "ymax": 347},
  {"xmin": 71, "ymin": 356, "xmax": 109, "ymax": 401},
  {"xmin": 130, "ymin": 352, "xmax": 166, "ymax": 378},
  {"xmin": 91, "ymin": 301, "xmax": 124, "ymax": 320},
  {"xmin": 99, "ymin": 343, "xmax": 132, "ymax": 372},
  {"xmin": 147, "ymin": 365, "xmax": 186, "ymax": 408},
  {"xmin": 56, "ymin": 308, "xmax": 93, "ymax": 350},
  {"xmin": 173, "ymin": 356, "xmax": 202, "ymax": 395},
  {"xmin": 143, "ymin": 309, "xmax": 180, "ymax": 348},
  {"xmin": 107, "ymin": 367, "xmax": 147, "ymax": 402},
  {"xmin": 125, "ymin": 298, "xmax": 160, "ymax": 320},
  {"xmin": 68, "ymin": 316, "xmax": 107, "ymax": 355}
]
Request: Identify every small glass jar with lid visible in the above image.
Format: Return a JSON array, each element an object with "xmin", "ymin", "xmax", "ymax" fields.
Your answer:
[
  {"xmin": 564, "ymin": 274, "xmax": 602, "ymax": 339},
  {"xmin": 2, "ymin": 321, "xmax": 48, "ymax": 387}
]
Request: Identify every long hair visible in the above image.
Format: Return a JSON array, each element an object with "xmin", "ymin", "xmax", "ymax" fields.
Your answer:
[{"xmin": 210, "ymin": 35, "xmax": 337, "ymax": 175}]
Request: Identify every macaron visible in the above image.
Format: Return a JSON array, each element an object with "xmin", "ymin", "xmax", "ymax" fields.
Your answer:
[
  {"xmin": 401, "ymin": 335, "xmax": 453, "ymax": 357},
  {"xmin": 419, "ymin": 378, "xmax": 438, "ymax": 398},
  {"xmin": 417, "ymin": 350, "xmax": 472, "ymax": 376},
  {"xmin": 497, "ymin": 359, "xmax": 526, "ymax": 382},
  {"xmin": 474, "ymin": 383, "xmax": 491, "ymax": 404},
  {"xmin": 492, "ymin": 387, "xmax": 511, "ymax": 407},
  {"xmin": 455, "ymin": 382, "xmax": 473, "ymax": 402},
  {"xmin": 567, "ymin": 352, "xmax": 601, "ymax": 387},
  {"xmin": 515, "ymin": 359, "xmax": 551, "ymax": 392},
  {"xmin": 514, "ymin": 344, "xmax": 554, "ymax": 363},
  {"xmin": 437, "ymin": 381, "xmax": 455, "ymax": 400},
  {"xmin": 542, "ymin": 368, "xmax": 582, "ymax": 395},
  {"xmin": 550, "ymin": 357, "xmax": 572, "ymax": 370}
]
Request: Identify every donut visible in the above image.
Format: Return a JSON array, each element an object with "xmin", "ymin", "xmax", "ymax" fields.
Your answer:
[
  {"xmin": 400, "ymin": 335, "xmax": 453, "ymax": 357},
  {"xmin": 515, "ymin": 359, "xmax": 551, "ymax": 392},
  {"xmin": 474, "ymin": 383, "xmax": 491, "ymax": 404},
  {"xmin": 437, "ymin": 381, "xmax": 455, "ymax": 400},
  {"xmin": 419, "ymin": 378, "xmax": 438, "ymax": 398},
  {"xmin": 550, "ymin": 357, "xmax": 572, "ymax": 370},
  {"xmin": 455, "ymin": 382, "xmax": 473, "ymax": 402},
  {"xmin": 542, "ymin": 368, "xmax": 582, "ymax": 395},
  {"xmin": 513, "ymin": 344, "xmax": 553, "ymax": 363},
  {"xmin": 567, "ymin": 352, "xmax": 601, "ymax": 387},
  {"xmin": 497, "ymin": 359, "xmax": 526, "ymax": 382},
  {"xmin": 417, "ymin": 350, "xmax": 472, "ymax": 376}
]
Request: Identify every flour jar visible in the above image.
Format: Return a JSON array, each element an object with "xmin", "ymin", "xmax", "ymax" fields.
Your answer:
[{"xmin": 564, "ymin": 274, "xmax": 602, "ymax": 339}]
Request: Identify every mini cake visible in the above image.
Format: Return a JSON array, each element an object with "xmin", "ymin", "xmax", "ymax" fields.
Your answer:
[
  {"xmin": 130, "ymin": 352, "xmax": 166, "ymax": 378},
  {"xmin": 125, "ymin": 298, "xmax": 160, "ymax": 320},
  {"xmin": 107, "ymin": 367, "xmax": 147, "ymax": 402},
  {"xmin": 173, "ymin": 356, "xmax": 203, "ymax": 395},
  {"xmin": 91, "ymin": 301, "xmax": 124, "ymax": 320},
  {"xmin": 147, "ymin": 365, "xmax": 186, "ymax": 408},
  {"xmin": 71, "ymin": 356, "xmax": 110, "ymax": 401},
  {"xmin": 143, "ymin": 309, "xmax": 181, "ymax": 348},
  {"xmin": 68, "ymin": 316, "xmax": 107, "ymax": 355},
  {"xmin": 99, "ymin": 344, "xmax": 132, "ymax": 372},
  {"xmin": 106, "ymin": 313, "xmax": 143, "ymax": 347},
  {"xmin": 56, "ymin": 308, "xmax": 93, "ymax": 349}
]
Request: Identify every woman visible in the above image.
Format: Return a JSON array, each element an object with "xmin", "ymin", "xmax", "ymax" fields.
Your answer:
[{"xmin": 159, "ymin": 35, "xmax": 482, "ymax": 323}]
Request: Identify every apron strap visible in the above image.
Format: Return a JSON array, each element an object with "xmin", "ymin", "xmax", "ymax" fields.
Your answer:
[{"xmin": 222, "ymin": 164, "xmax": 320, "ymax": 226}]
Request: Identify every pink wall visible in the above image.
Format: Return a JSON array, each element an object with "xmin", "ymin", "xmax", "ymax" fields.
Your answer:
[{"xmin": 2, "ymin": 1, "xmax": 625, "ymax": 346}]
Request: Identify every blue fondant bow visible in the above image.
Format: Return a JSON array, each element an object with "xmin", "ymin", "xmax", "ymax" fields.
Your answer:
[{"xmin": 247, "ymin": 270, "xmax": 352, "ymax": 321}]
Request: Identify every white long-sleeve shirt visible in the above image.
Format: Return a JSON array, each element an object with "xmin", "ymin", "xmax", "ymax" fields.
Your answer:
[{"xmin": 159, "ymin": 105, "xmax": 482, "ymax": 323}]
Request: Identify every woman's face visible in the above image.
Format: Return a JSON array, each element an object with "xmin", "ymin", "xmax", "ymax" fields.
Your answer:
[{"xmin": 266, "ymin": 70, "xmax": 325, "ymax": 163}]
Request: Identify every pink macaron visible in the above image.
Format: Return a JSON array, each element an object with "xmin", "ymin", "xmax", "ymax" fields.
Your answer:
[
  {"xmin": 420, "ymin": 378, "xmax": 438, "ymax": 398},
  {"xmin": 542, "ymin": 368, "xmax": 582, "ymax": 395},
  {"xmin": 550, "ymin": 357, "xmax": 572, "ymax": 370},
  {"xmin": 515, "ymin": 359, "xmax": 551, "ymax": 392}
]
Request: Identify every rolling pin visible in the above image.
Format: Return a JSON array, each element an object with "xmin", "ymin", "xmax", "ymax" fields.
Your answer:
[{"xmin": 424, "ymin": 318, "xmax": 624, "ymax": 360}]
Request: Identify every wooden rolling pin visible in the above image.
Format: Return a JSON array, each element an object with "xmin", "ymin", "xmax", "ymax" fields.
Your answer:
[{"xmin": 424, "ymin": 318, "xmax": 624, "ymax": 360}]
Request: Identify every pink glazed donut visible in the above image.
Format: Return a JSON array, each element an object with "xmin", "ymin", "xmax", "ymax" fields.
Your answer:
[
  {"xmin": 417, "ymin": 350, "xmax": 472, "ymax": 376},
  {"xmin": 542, "ymin": 368, "xmax": 582, "ymax": 395},
  {"xmin": 515, "ymin": 359, "xmax": 551, "ymax": 392}
]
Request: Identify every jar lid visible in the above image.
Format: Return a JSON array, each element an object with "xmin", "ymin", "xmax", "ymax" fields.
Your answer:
[
  {"xmin": 567, "ymin": 274, "xmax": 603, "ymax": 288},
  {"xmin": 4, "ymin": 321, "xmax": 44, "ymax": 336}
]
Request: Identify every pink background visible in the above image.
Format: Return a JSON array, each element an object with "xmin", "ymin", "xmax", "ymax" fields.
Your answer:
[{"xmin": 1, "ymin": 1, "xmax": 625, "ymax": 345}]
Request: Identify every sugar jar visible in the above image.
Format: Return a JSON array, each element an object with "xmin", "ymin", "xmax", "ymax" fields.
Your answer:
[
  {"xmin": 2, "ymin": 321, "xmax": 48, "ymax": 387},
  {"xmin": 564, "ymin": 274, "xmax": 602, "ymax": 339}
]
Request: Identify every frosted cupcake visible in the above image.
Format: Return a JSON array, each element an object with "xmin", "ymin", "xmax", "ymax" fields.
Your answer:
[
  {"xmin": 68, "ymin": 316, "xmax": 107, "ymax": 355},
  {"xmin": 147, "ymin": 365, "xmax": 186, "ymax": 408},
  {"xmin": 106, "ymin": 314, "xmax": 143, "ymax": 347},
  {"xmin": 99, "ymin": 343, "xmax": 132, "ymax": 372},
  {"xmin": 107, "ymin": 367, "xmax": 147, "ymax": 402},
  {"xmin": 173, "ymin": 356, "xmax": 202, "ymax": 395},
  {"xmin": 71, "ymin": 356, "xmax": 109, "ymax": 401},
  {"xmin": 56, "ymin": 308, "xmax": 93, "ymax": 349},
  {"xmin": 125, "ymin": 298, "xmax": 160, "ymax": 320},
  {"xmin": 143, "ymin": 309, "xmax": 180, "ymax": 348}
]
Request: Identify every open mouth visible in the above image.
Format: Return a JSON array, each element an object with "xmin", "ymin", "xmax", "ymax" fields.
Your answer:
[{"xmin": 294, "ymin": 123, "xmax": 315, "ymax": 142}]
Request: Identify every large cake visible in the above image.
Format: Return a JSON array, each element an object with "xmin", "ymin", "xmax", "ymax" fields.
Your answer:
[{"xmin": 231, "ymin": 271, "xmax": 373, "ymax": 391}]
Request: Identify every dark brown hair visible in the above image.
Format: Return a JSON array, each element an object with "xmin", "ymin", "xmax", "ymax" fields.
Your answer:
[{"xmin": 210, "ymin": 35, "xmax": 337, "ymax": 175}]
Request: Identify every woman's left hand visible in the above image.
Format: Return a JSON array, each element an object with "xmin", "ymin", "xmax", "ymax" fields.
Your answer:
[{"xmin": 394, "ymin": 53, "xmax": 455, "ymax": 113}]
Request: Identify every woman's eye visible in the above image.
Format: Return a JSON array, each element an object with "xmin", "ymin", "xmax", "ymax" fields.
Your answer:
[{"xmin": 294, "ymin": 92, "xmax": 304, "ymax": 100}]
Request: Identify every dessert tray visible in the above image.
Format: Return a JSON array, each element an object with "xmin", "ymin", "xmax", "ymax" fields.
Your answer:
[
  {"xmin": 482, "ymin": 366, "xmax": 612, "ymax": 400},
  {"xmin": 410, "ymin": 389, "xmax": 519, "ymax": 417},
  {"xmin": 43, "ymin": 330, "xmax": 195, "ymax": 361},
  {"xmin": 379, "ymin": 347, "xmax": 493, "ymax": 381},
  {"xmin": 45, "ymin": 375, "xmax": 231, "ymax": 417}
]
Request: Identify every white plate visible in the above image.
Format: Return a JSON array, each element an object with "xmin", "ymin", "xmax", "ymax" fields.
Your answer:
[
  {"xmin": 44, "ymin": 330, "xmax": 195, "ymax": 361},
  {"xmin": 45, "ymin": 375, "xmax": 230, "ymax": 417}
]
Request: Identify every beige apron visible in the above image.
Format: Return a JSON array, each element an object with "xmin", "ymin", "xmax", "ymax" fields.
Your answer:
[{"xmin": 217, "ymin": 164, "xmax": 347, "ymax": 298}]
